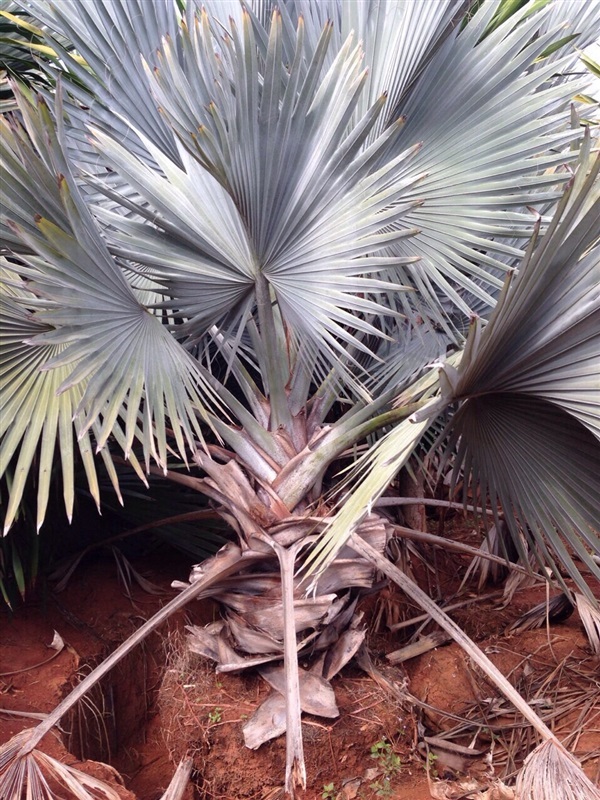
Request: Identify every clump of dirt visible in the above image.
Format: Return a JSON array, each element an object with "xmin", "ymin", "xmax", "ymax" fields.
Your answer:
[{"xmin": 158, "ymin": 632, "xmax": 425, "ymax": 799}]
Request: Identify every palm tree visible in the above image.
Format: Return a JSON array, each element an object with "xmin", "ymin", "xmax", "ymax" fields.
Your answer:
[{"xmin": 1, "ymin": 1, "xmax": 599, "ymax": 797}]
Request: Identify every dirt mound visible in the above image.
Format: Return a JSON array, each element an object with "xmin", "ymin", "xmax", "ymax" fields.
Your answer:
[{"xmin": 157, "ymin": 633, "xmax": 426, "ymax": 799}]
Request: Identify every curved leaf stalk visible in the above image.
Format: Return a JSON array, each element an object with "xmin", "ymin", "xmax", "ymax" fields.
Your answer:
[
  {"xmin": 270, "ymin": 539, "xmax": 307, "ymax": 794},
  {"xmin": 254, "ymin": 273, "xmax": 294, "ymax": 432},
  {"xmin": 0, "ymin": 544, "xmax": 247, "ymax": 797},
  {"xmin": 347, "ymin": 533, "xmax": 600, "ymax": 800}
]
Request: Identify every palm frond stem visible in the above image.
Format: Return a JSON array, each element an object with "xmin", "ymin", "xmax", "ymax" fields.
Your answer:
[
  {"xmin": 4, "ymin": 550, "xmax": 245, "ymax": 759},
  {"xmin": 389, "ymin": 524, "xmax": 542, "ymax": 579},
  {"xmin": 271, "ymin": 539, "xmax": 307, "ymax": 793},
  {"xmin": 207, "ymin": 417, "xmax": 280, "ymax": 482},
  {"xmin": 273, "ymin": 400, "xmax": 427, "ymax": 510},
  {"xmin": 347, "ymin": 532, "xmax": 576, "ymax": 748},
  {"xmin": 206, "ymin": 325, "xmax": 270, "ymax": 426},
  {"xmin": 254, "ymin": 274, "xmax": 293, "ymax": 432}
]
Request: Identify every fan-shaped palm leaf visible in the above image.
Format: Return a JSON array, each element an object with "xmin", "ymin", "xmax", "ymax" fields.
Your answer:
[
  {"xmin": 21, "ymin": 0, "xmax": 180, "ymax": 162},
  {"xmin": 18, "ymin": 0, "xmax": 587, "ymax": 337},
  {"xmin": 311, "ymin": 153, "xmax": 600, "ymax": 596},
  {"xmin": 1, "ymin": 92, "xmax": 214, "ymax": 530},
  {"xmin": 447, "ymin": 190, "xmax": 599, "ymax": 429},
  {"xmin": 250, "ymin": 1, "xmax": 590, "ymax": 329},
  {"xmin": 88, "ymin": 10, "xmax": 426, "ymax": 386},
  {"xmin": 0, "ymin": 267, "xmax": 146, "ymax": 533},
  {"xmin": 381, "ymin": 1, "xmax": 585, "ymax": 318}
]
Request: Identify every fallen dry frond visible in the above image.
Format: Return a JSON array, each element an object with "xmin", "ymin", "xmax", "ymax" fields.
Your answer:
[
  {"xmin": 387, "ymin": 630, "xmax": 451, "ymax": 663},
  {"xmin": 508, "ymin": 594, "xmax": 574, "ymax": 633},
  {"xmin": 0, "ymin": 730, "xmax": 121, "ymax": 800},
  {"xmin": 575, "ymin": 593, "xmax": 600, "ymax": 655},
  {"xmin": 430, "ymin": 776, "xmax": 515, "ymax": 799},
  {"xmin": 459, "ymin": 521, "xmax": 514, "ymax": 591},
  {"xmin": 348, "ymin": 534, "xmax": 600, "ymax": 800},
  {"xmin": 422, "ymin": 641, "xmax": 600, "ymax": 779},
  {"xmin": 516, "ymin": 739, "xmax": 600, "ymax": 800},
  {"xmin": 159, "ymin": 756, "xmax": 193, "ymax": 800}
]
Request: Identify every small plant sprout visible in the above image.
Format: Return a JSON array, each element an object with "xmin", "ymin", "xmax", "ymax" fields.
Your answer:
[
  {"xmin": 321, "ymin": 782, "xmax": 336, "ymax": 800},
  {"xmin": 425, "ymin": 750, "xmax": 439, "ymax": 778},
  {"xmin": 208, "ymin": 707, "xmax": 223, "ymax": 724},
  {"xmin": 369, "ymin": 738, "xmax": 402, "ymax": 796}
]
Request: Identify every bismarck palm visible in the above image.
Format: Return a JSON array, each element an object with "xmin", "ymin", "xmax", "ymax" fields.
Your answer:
[{"xmin": 1, "ymin": 1, "xmax": 599, "ymax": 797}]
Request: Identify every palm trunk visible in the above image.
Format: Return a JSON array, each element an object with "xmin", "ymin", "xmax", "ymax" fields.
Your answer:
[{"xmin": 157, "ymin": 401, "xmax": 392, "ymax": 794}]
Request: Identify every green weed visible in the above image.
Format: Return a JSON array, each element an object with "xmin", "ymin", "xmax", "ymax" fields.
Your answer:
[
  {"xmin": 368, "ymin": 738, "xmax": 401, "ymax": 797},
  {"xmin": 321, "ymin": 782, "xmax": 336, "ymax": 800}
]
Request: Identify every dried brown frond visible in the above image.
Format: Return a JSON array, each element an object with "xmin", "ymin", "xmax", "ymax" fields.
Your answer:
[
  {"xmin": 430, "ymin": 776, "xmax": 515, "ymax": 799},
  {"xmin": 387, "ymin": 630, "xmax": 451, "ymax": 663},
  {"xmin": 508, "ymin": 593, "xmax": 574, "ymax": 633},
  {"xmin": 502, "ymin": 545, "xmax": 545, "ymax": 604},
  {"xmin": 459, "ymin": 521, "xmax": 513, "ymax": 591},
  {"xmin": 422, "ymin": 641, "xmax": 600, "ymax": 780},
  {"xmin": 516, "ymin": 740, "xmax": 600, "ymax": 800},
  {"xmin": 575, "ymin": 593, "xmax": 600, "ymax": 655},
  {"xmin": 0, "ymin": 730, "xmax": 121, "ymax": 800},
  {"xmin": 158, "ymin": 756, "xmax": 193, "ymax": 800}
]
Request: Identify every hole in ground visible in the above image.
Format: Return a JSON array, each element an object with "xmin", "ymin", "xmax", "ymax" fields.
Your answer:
[{"xmin": 61, "ymin": 621, "xmax": 202, "ymax": 799}]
